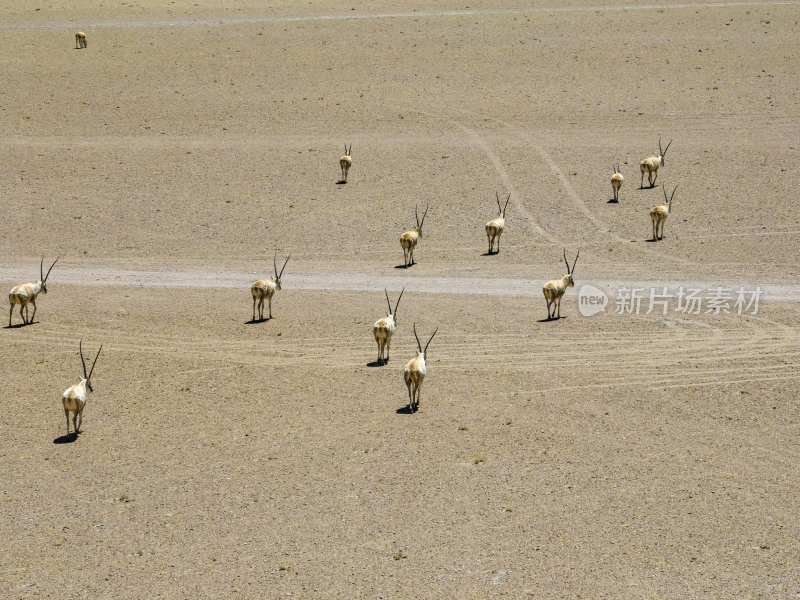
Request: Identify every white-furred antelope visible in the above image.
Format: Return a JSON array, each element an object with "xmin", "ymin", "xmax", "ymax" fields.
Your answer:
[
  {"xmin": 403, "ymin": 324, "xmax": 438, "ymax": 413},
  {"xmin": 400, "ymin": 203, "xmax": 429, "ymax": 267},
  {"xmin": 372, "ymin": 287, "xmax": 405, "ymax": 365},
  {"xmin": 485, "ymin": 192, "xmax": 510, "ymax": 254},
  {"xmin": 640, "ymin": 137, "xmax": 672, "ymax": 188},
  {"xmin": 251, "ymin": 254, "xmax": 290, "ymax": 321},
  {"xmin": 75, "ymin": 31, "xmax": 87, "ymax": 48},
  {"xmin": 61, "ymin": 340, "xmax": 102, "ymax": 438},
  {"xmin": 543, "ymin": 248, "xmax": 579, "ymax": 320},
  {"xmin": 8, "ymin": 257, "xmax": 59, "ymax": 327},
  {"xmin": 650, "ymin": 184, "xmax": 677, "ymax": 241},
  {"xmin": 339, "ymin": 143, "xmax": 352, "ymax": 182},
  {"xmin": 611, "ymin": 163, "xmax": 624, "ymax": 202}
]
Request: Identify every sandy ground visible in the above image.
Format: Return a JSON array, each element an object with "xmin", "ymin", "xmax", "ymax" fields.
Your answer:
[{"xmin": 1, "ymin": 1, "xmax": 799, "ymax": 598}]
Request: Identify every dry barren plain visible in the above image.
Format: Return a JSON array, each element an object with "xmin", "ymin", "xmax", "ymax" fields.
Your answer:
[{"xmin": 1, "ymin": 1, "xmax": 799, "ymax": 598}]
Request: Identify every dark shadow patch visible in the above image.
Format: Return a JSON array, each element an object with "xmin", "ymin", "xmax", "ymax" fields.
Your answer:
[
  {"xmin": 53, "ymin": 433, "xmax": 78, "ymax": 444},
  {"xmin": 336, "ymin": 180, "xmax": 347, "ymax": 185},
  {"xmin": 245, "ymin": 318, "xmax": 271, "ymax": 324},
  {"xmin": 395, "ymin": 405, "xmax": 415, "ymax": 415},
  {"xmin": 366, "ymin": 360, "xmax": 385, "ymax": 368}
]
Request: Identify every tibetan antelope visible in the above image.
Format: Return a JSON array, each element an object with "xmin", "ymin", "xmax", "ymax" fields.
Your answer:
[
  {"xmin": 8, "ymin": 256, "xmax": 59, "ymax": 327},
  {"xmin": 400, "ymin": 203, "xmax": 429, "ymax": 267},
  {"xmin": 403, "ymin": 324, "xmax": 438, "ymax": 413},
  {"xmin": 640, "ymin": 137, "xmax": 672, "ymax": 188},
  {"xmin": 611, "ymin": 163, "xmax": 624, "ymax": 202},
  {"xmin": 543, "ymin": 248, "xmax": 580, "ymax": 320},
  {"xmin": 75, "ymin": 31, "xmax": 87, "ymax": 49},
  {"xmin": 61, "ymin": 340, "xmax": 102, "ymax": 438},
  {"xmin": 650, "ymin": 184, "xmax": 677, "ymax": 241},
  {"xmin": 339, "ymin": 144, "xmax": 352, "ymax": 182},
  {"xmin": 251, "ymin": 254, "xmax": 290, "ymax": 321},
  {"xmin": 485, "ymin": 192, "xmax": 510, "ymax": 254},
  {"xmin": 372, "ymin": 287, "xmax": 405, "ymax": 365}
]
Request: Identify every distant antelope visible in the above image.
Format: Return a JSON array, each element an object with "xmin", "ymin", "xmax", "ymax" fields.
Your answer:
[
  {"xmin": 251, "ymin": 254, "xmax": 290, "ymax": 321},
  {"xmin": 339, "ymin": 143, "xmax": 352, "ymax": 182},
  {"xmin": 543, "ymin": 248, "xmax": 579, "ymax": 320},
  {"xmin": 8, "ymin": 256, "xmax": 59, "ymax": 327},
  {"xmin": 372, "ymin": 287, "xmax": 405, "ymax": 365},
  {"xmin": 485, "ymin": 192, "xmax": 510, "ymax": 254},
  {"xmin": 650, "ymin": 184, "xmax": 677, "ymax": 241},
  {"xmin": 75, "ymin": 31, "xmax": 87, "ymax": 49},
  {"xmin": 400, "ymin": 203, "xmax": 429, "ymax": 267},
  {"xmin": 611, "ymin": 163, "xmax": 624, "ymax": 202},
  {"xmin": 640, "ymin": 138, "xmax": 672, "ymax": 188},
  {"xmin": 61, "ymin": 340, "xmax": 102, "ymax": 438},
  {"xmin": 403, "ymin": 324, "xmax": 438, "ymax": 413}
]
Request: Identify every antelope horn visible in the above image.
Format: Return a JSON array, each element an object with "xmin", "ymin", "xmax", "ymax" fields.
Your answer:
[
  {"xmin": 44, "ymin": 256, "xmax": 59, "ymax": 283},
  {"xmin": 79, "ymin": 339, "xmax": 88, "ymax": 379},
  {"xmin": 413, "ymin": 323, "xmax": 422, "ymax": 353},
  {"xmin": 503, "ymin": 193, "xmax": 510, "ymax": 216},
  {"xmin": 662, "ymin": 183, "xmax": 668, "ymax": 203},
  {"xmin": 415, "ymin": 204, "xmax": 420, "ymax": 228},
  {"xmin": 385, "ymin": 288, "xmax": 393, "ymax": 314},
  {"xmin": 663, "ymin": 139, "xmax": 672, "ymax": 155},
  {"xmin": 424, "ymin": 328, "xmax": 438, "ymax": 355},
  {"xmin": 496, "ymin": 191, "xmax": 502, "ymax": 213},
  {"xmin": 273, "ymin": 253, "xmax": 278, "ymax": 279},
  {"xmin": 40, "ymin": 257, "xmax": 44, "ymax": 282},
  {"xmin": 571, "ymin": 248, "xmax": 580, "ymax": 275},
  {"xmin": 393, "ymin": 287, "xmax": 405, "ymax": 316},
  {"xmin": 419, "ymin": 203, "xmax": 429, "ymax": 229},
  {"xmin": 87, "ymin": 344, "xmax": 103, "ymax": 383},
  {"xmin": 563, "ymin": 247, "xmax": 570, "ymax": 274},
  {"xmin": 669, "ymin": 185, "xmax": 678, "ymax": 203},
  {"xmin": 348, "ymin": 143, "xmax": 352, "ymax": 155},
  {"xmin": 279, "ymin": 255, "xmax": 290, "ymax": 278},
  {"xmin": 344, "ymin": 143, "xmax": 348, "ymax": 154}
]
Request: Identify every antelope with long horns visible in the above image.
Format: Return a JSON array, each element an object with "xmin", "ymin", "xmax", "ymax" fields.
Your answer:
[
  {"xmin": 403, "ymin": 324, "xmax": 438, "ymax": 413},
  {"xmin": 62, "ymin": 340, "xmax": 102, "ymax": 438},
  {"xmin": 611, "ymin": 163, "xmax": 624, "ymax": 202},
  {"xmin": 543, "ymin": 248, "xmax": 580, "ymax": 320},
  {"xmin": 75, "ymin": 31, "xmax": 87, "ymax": 49},
  {"xmin": 650, "ymin": 184, "xmax": 677, "ymax": 241},
  {"xmin": 339, "ymin": 144, "xmax": 352, "ymax": 182},
  {"xmin": 8, "ymin": 257, "xmax": 59, "ymax": 327},
  {"xmin": 372, "ymin": 287, "xmax": 405, "ymax": 365},
  {"xmin": 640, "ymin": 138, "xmax": 672, "ymax": 188},
  {"xmin": 251, "ymin": 254, "xmax": 290, "ymax": 321},
  {"xmin": 485, "ymin": 192, "xmax": 510, "ymax": 254},
  {"xmin": 400, "ymin": 203, "xmax": 429, "ymax": 267}
]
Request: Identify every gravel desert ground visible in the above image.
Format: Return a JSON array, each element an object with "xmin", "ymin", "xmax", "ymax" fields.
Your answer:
[{"xmin": 1, "ymin": 1, "xmax": 799, "ymax": 598}]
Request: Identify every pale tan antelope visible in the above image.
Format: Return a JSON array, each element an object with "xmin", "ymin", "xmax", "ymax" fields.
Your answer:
[
  {"xmin": 251, "ymin": 254, "xmax": 290, "ymax": 321},
  {"xmin": 650, "ymin": 184, "xmax": 677, "ymax": 241},
  {"xmin": 339, "ymin": 143, "xmax": 352, "ymax": 182},
  {"xmin": 400, "ymin": 203, "xmax": 429, "ymax": 267},
  {"xmin": 543, "ymin": 248, "xmax": 580, "ymax": 320},
  {"xmin": 8, "ymin": 257, "xmax": 59, "ymax": 327},
  {"xmin": 61, "ymin": 340, "xmax": 102, "ymax": 438},
  {"xmin": 485, "ymin": 192, "xmax": 510, "ymax": 254},
  {"xmin": 611, "ymin": 163, "xmax": 624, "ymax": 202},
  {"xmin": 403, "ymin": 324, "xmax": 438, "ymax": 413},
  {"xmin": 75, "ymin": 31, "xmax": 87, "ymax": 49},
  {"xmin": 640, "ymin": 138, "xmax": 672, "ymax": 188},
  {"xmin": 372, "ymin": 287, "xmax": 405, "ymax": 365}
]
